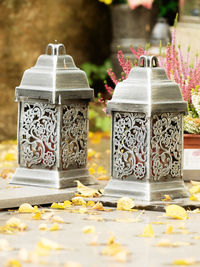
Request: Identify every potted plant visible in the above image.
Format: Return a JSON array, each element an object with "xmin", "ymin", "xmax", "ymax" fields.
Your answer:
[{"xmin": 100, "ymin": 15, "xmax": 200, "ymax": 149}]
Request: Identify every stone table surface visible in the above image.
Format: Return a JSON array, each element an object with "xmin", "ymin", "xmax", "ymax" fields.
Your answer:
[{"xmin": 0, "ymin": 138, "xmax": 200, "ymax": 266}]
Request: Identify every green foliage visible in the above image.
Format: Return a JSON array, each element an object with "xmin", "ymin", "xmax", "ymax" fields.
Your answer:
[
  {"xmin": 89, "ymin": 104, "xmax": 111, "ymax": 132},
  {"xmin": 81, "ymin": 59, "xmax": 112, "ymax": 87},
  {"xmin": 155, "ymin": 0, "xmax": 178, "ymax": 18}
]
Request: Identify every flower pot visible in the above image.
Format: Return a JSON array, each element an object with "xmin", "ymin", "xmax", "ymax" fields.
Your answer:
[
  {"xmin": 183, "ymin": 134, "xmax": 200, "ymax": 182},
  {"xmin": 184, "ymin": 134, "xmax": 200, "ymax": 149}
]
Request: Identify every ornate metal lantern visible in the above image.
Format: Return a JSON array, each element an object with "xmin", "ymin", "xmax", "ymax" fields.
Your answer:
[
  {"xmin": 11, "ymin": 42, "xmax": 94, "ymax": 188},
  {"xmin": 104, "ymin": 55, "xmax": 189, "ymax": 202}
]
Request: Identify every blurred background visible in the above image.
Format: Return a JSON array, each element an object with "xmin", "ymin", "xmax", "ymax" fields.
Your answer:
[{"xmin": 0, "ymin": 0, "xmax": 200, "ymax": 141}]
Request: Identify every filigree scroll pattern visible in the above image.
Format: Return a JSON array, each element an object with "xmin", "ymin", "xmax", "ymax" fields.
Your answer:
[
  {"xmin": 61, "ymin": 104, "xmax": 88, "ymax": 170},
  {"xmin": 151, "ymin": 113, "xmax": 182, "ymax": 181},
  {"xmin": 20, "ymin": 102, "xmax": 57, "ymax": 168},
  {"xmin": 113, "ymin": 112, "xmax": 147, "ymax": 180}
]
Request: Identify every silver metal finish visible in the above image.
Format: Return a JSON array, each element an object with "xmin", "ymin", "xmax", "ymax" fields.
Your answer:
[
  {"xmin": 11, "ymin": 42, "xmax": 94, "ymax": 188},
  {"xmin": 104, "ymin": 55, "xmax": 189, "ymax": 202}
]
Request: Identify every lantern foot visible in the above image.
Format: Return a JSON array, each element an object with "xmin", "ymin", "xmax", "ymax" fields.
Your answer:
[
  {"xmin": 103, "ymin": 179, "xmax": 189, "ymax": 202},
  {"xmin": 10, "ymin": 167, "xmax": 96, "ymax": 189}
]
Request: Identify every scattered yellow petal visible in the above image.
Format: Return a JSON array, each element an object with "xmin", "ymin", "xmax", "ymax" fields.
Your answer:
[
  {"xmin": 94, "ymin": 152, "xmax": 101, "ymax": 159},
  {"xmin": 89, "ymin": 167, "xmax": 95, "ymax": 175},
  {"xmin": 51, "ymin": 202, "xmax": 65, "ymax": 209},
  {"xmin": 190, "ymin": 180, "xmax": 200, "ymax": 186},
  {"xmin": 36, "ymin": 238, "xmax": 61, "ymax": 250},
  {"xmin": 156, "ymin": 239, "xmax": 190, "ymax": 248},
  {"xmin": 117, "ymin": 197, "xmax": 135, "ymax": 211},
  {"xmin": 18, "ymin": 203, "xmax": 36, "ymax": 213},
  {"xmin": 189, "ymin": 185, "xmax": 200, "ymax": 194},
  {"xmin": 72, "ymin": 197, "xmax": 86, "ymax": 206},
  {"xmin": 162, "ymin": 194, "xmax": 172, "ymax": 201},
  {"xmin": 173, "ymin": 258, "xmax": 196, "ymax": 265},
  {"xmin": 64, "ymin": 262, "xmax": 82, "ymax": 267},
  {"xmin": 64, "ymin": 200, "xmax": 72, "ymax": 208},
  {"xmin": 52, "ymin": 216, "xmax": 64, "ymax": 223},
  {"xmin": 165, "ymin": 205, "xmax": 188, "ymax": 220},
  {"xmin": 0, "ymin": 239, "xmax": 12, "ymax": 251},
  {"xmin": 49, "ymin": 223, "xmax": 59, "ymax": 231},
  {"xmin": 0, "ymin": 169, "xmax": 14, "ymax": 179},
  {"xmin": 190, "ymin": 194, "xmax": 198, "ymax": 201},
  {"xmin": 82, "ymin": 225, "xmax": 96, "ymax": 234},
  {"xmin": 97, "ymin": 166, "xmax": 107, "ymax": 174},
  {"xmin": 140, "ymin": 224, "xmax": 155, "ymax": 237},
  {"xmin": 87, "ymin": 201, "xmax": 95, "ymax": 207},
  {"xmin": 38, "ymin": 223, "xmax": 48, "ymax": 231},
  {"xmin": 5, "ymin": 259, "xmax": 22, "ymax": 267},
  {"xmin": 32, "ymin": 212, "xmax": 42, "ymax": 220},
  {"xmin": 75, "ymin": 180, "xmax": 101, "ymax": 197},
  {"xmin": 194, "ymin": 236, "xmax": 200, "ymax": 240},
  {"xmin": 6, "ymin": 217, "xmax": 27, "ymax": 231},
  {"xmin": 4, "ymin": 153, "xmax": 15, "ymax": 161},
  {"xmin": 96, "ymin": 176, "xmax": 110, "ymax": 181},
  {"xmin": 107, "ymin": 234, "xmax": 115, "ymax": 245},
  {"xmin": 88, "ymin": 148, "xmax": 96, "ymax": 160},
  {"xmin": 165, "ymin": 225, "xmax": 173, "ymax": 234},
  {"xmin": 151, "ymin": 221, "xmax": 165, "ymax": 225}
]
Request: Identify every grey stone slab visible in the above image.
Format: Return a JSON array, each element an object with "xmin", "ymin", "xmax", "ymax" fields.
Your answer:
[{"xmin": 0, "ymin": 179, "xmax": 101, "ymax": 210}]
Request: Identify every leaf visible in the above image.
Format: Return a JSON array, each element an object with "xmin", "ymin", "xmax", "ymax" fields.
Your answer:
[
  {"xmin": 173, "ymin": 258, "xmax": 196, "ymax": 265},
  {"xmin": 162, "ymin": 195, "xmax": 172, "ymax": 201},
  {"xmin": 71, "ymin": 197, "xmax": 87, "ymax": 206},
  {"xmin": 49, "ymin": 223, "xmax": 59, "ymax": 231},
  {"xmin": 32, "ymin": 212, "xmax": 42, "ymax": 220},
  {"xmin": 140, "ymin": 224, "xmax": 155, "ymax": 237},
  {"xmin": 117, "ymin": 197, "xmax": 135, "ymax": 211},
  {"xmin": 51, "ymin": 202, "xmax": 65, "ymax": 209},
  {"xmin": 82, "ymin": 226, "xmax": 96, "ymax": 234},
  {"xmin": 64, "ymin": 200, "xmax": 72, "ymax": 208},
  {"xmin": 75, "ymin": 180, "xmax": 101, "ymax": 197},
  {"xmin": 36, "ymin": 238, "xmax": 61, "ymax": 250},
  {"xmin": 165, "ymin": 205, "xmax": 188, "ymax": 220},
  {"xmin": 5, "ymin": 259, "xmax": 22, "ymax": 267},
  {"xmin": 189, "ymin": 185, "xmax": 200, "ymax": 194},
  {"xmin": 18, "ymin": 203, "xmax": 38, "ymax": 213},
  {"xmin": 165, "ymin": 225, "xmax": 173, "ymax": 234}
]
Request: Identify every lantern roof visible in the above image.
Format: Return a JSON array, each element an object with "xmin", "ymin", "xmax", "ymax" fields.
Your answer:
[
  {"xmin": 15, "ymin": 42, "xmax": 94, "ymax": 104},
  {"xmin": 107, "ymin": 55, "xmax": 188, "ymax": 116}
]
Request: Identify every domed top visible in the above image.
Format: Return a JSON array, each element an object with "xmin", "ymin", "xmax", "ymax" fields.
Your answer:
[
  {"xmin": 107, "ymin": 55, "xmax": 188, "ymax": 116},
  {"xmin": 15, "ymin": 42, "xmax": 94, "ymax": 104}
]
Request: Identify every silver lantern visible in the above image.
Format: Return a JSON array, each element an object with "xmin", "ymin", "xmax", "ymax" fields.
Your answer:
[
  {"xmin": 11, "ymin": 42, "xmax": 94, "ymax": 188},
  {"xmin": 104, "ymin": 55, "xmax": 189, "ymax": 202}
]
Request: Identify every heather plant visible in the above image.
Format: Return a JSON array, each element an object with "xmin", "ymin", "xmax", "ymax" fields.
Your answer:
[{"xmin": 102, "ymin": 23, "xmax": 200, "ymax": 134}]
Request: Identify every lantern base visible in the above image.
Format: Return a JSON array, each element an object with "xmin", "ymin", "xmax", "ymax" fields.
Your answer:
[
  {"xmin": 10, "ymin": 167, "xmax": 95, "ymax": 189},
  {"xmin": 103, "ymin": 179, "xmax": 189, "ymax": 202}
]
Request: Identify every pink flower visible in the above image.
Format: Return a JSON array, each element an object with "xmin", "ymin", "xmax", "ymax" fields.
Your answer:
[{"xmin": 128, "ymin": 0, "xmax": 153, "ymax": 10}]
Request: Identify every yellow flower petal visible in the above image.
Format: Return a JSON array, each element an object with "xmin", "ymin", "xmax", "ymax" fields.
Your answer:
[
  {"xmin": 5, "ymin": 259, "xmax": 22, "ymax": 267},
  {"xmin": 18, "ymin": 203, "xmax": 35, "ymax": 213},
  {"xmin": 72, "ymin": 197, "xmax": 86, "ymax": 206},
  {"xmin": 165, "ymin": 225, "xmax": 173, "ymax": 234},
  {"xmin": 140, "ymin": 224, "xmax": 155, "ymax": 237},
  {"xmin": 64, "ymin": 200, "xmax": 72, "ymax": 208},
  {"xmin": 38, "ymin": 223, "xmax": 48, "ymax": 231},
  {"xmin": 117, "ymin": 197, "xmax": 135, "ymax": 211},
  {"xmin": 75, "ymin": 180, "xmax": 101, "ymax": 197},
  {"xmin": 49, "ymin": 223, "xmax": 59, "ymax": 231},
  {"xmin": 165, "ymin": 205, "xmax": 188, "ymax": 220},
  {"xmin": 173, "ymin": 258, "xmax": 196, "ymax": 265},
  {"xmin": 51, "ymin": 202, "xmax": 65, "ymax": 209},
  {"xmin": 82, "ymin": 226, "xmax": 96, "ymax": 234}
]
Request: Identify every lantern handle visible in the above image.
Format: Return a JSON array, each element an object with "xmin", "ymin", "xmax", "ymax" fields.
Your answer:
[
  {"xmin": 138, "ymin": 55, "xmax": 158, "ymax": 68},
  {"xmin": 46, "ymin": 42, "xmax": 66, "ymax": 56}
]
